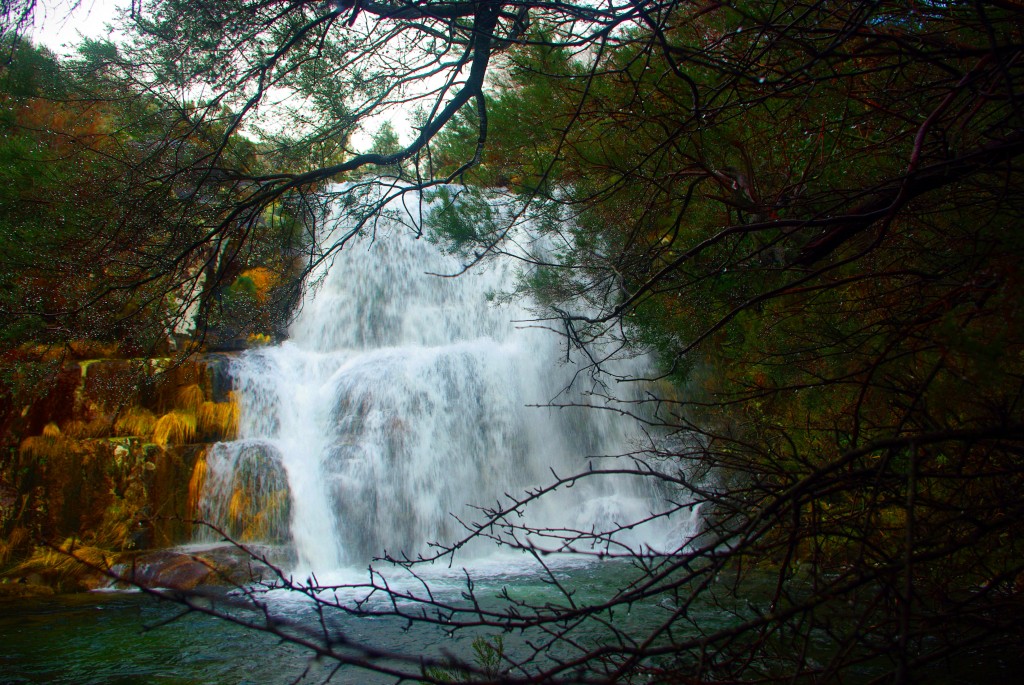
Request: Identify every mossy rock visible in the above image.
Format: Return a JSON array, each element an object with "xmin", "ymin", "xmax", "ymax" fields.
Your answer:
[
  {"xmin": 3, "ymin": 543, "xmax": 115, "ymax": 593},
  {"xmin": 0, "ymin": 581, "xmax": 55, "ymax": 599},
  {"xmin": 20, "ymin": 363, "xmax": 81, "ymax": 436},
  {"xmin": 81, "ymin": 359, "xmax": 148, "ymax": 418},
  {"xmin": 200, "ymin": 354, "xmax": 237, "ymax": 403}
]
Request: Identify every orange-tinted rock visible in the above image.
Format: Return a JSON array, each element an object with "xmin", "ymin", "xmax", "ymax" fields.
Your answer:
[
  {"xmin": 80, "ymin": 359, "xmax": 147, "ymax": 419},
  {"xmin": 114, "ymin": 550, "xmax": 214, "ymax": 590},
  {"xmin": 23, "ymin": 363, "xmax": 81, "ymax": 436},
  {"xmin": 1, "ymin": 351, "xmax": 245, "ymax": 583},
  {"xmin": 0, "ymin": 581, "xmax": 55, "ymax": 598}
]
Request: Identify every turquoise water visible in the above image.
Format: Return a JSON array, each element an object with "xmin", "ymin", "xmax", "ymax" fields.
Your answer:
[
  {"xmin": 0, "ymin": 559, "xmax": 709, "ymax": 684},
  {"xmin": 3, "ymin": 559, "xmax": 1012, "ymax": 684},
  {"xmin": 1, "ymin": 590, "xmax": 332, "ymax": 684}
]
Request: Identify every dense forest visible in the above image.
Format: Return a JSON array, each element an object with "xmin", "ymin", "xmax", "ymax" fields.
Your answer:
[{"xmin": 1, "ymin": 0, "xmax": 1023, "ymax": 683}]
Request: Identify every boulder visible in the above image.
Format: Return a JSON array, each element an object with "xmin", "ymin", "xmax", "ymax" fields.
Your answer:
[
  {"xmin": 111, "ymin": 545, "xmax": 280, "ymax": 591},
  {"xmin": 113, "ymin": 550, "xmax": 214, "ymax": 590}
]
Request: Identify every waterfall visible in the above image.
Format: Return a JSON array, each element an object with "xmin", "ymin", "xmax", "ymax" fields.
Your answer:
[{"xmin": 198, "ymin": 186, "xmax": 684, "ymax": 573}]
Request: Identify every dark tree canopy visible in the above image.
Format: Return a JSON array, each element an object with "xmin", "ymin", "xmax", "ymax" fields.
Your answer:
[{"xmin": 3, "ymin": 1, "xmax": 1024, "ymax": 683}]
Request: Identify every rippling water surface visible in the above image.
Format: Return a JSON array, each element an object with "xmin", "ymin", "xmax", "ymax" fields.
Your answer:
[{"xmin": 1, "ymin": 558, "xmax": 738, "ymax": 684}]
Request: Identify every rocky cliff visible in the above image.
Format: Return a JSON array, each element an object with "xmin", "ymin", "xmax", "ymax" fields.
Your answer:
[{"xmin": 0, "ymin": 350, "xmax": 243, "ymax": 591}]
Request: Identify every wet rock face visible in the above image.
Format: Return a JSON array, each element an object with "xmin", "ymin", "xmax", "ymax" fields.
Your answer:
[
  {"xmin": 201, "ymin": 354, "xmax": 237, "ymax": 403},
  {"xmin": 0, "ymin": 353, "xmax": 243, "ymax": 580},
  {"xmin": 113, "ymin": 550, "xmax": 215, "ymax": 590},
  {"xmin": 26, "ymin": 364, "xmax": 82, "ymax": 437},
  {"xmin": 111, "ymin": 545, "xmax": 280, "ymax": 590},
  {"xmin": 2, "ymin": 355, "xmax": 228, "ymax": 449},
  {"xmin": 80, "ymin": 359, "xmax": 147, "ymax": 421}
]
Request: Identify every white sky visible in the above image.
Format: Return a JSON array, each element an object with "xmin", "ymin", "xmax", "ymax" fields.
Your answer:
[
  {"xmin": 27, "ymin": 1, "xmax": 412, "ymax": 148},
  {"xmin": 30, "ymin": 1, "xmax": 124, "ymax": 54}
]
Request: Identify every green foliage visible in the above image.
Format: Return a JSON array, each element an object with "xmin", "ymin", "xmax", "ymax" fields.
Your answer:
[
  {"xmin": 0, "ymin": 36, "xmax": 306, "ymax": 363},
  {"xmin": 424, "ymin": 186, "xmax": 501, "ymax": 254},
  {"xmin": 2, "ymin": 0, "xmax": 1022, "ymax": 680},
  {"xmin": 0, "ymin": 34, "xmax": 65, "ymax": 97},
  {"xmin": 424, "ymin": 4, "xmax": 1024, "ymax": 680},
  {"xmin": 422, "ymin": 636, "xmax": 505, "ymax": 683},
  {"xmin": 355, "ymin": 121, "xmax": 405, "ymax": 177},
  {"xmin": 227, "ymin": 275, "xmax": 258, "ymax": 301},
  {"xmin": 369, "ymin": 121, "xmax": 401, "ymax": 156},
  {"xmin": 0, "ymin": 39, "xmax": 164, "ymax": 352}
]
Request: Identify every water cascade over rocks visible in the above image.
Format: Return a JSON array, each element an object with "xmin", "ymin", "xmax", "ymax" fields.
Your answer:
[{"xmin": 198, "ymin": 187, "xmax": 685, "ymax": 574}]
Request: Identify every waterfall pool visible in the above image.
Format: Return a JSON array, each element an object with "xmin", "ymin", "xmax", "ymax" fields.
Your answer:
[
  {"xmin": 2, "ymin": 558, "xmax": 1009, "ymax": 684},
  {"xmin": 3, "ymin": 186, "xmax": 704, "ymax": 684},
  {"xmin": 0, "ymin": 557, "xmax": 737, "ymax": 684}
]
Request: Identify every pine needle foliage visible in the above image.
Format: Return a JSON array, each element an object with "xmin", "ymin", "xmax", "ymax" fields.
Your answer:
[
  {"xmin": 197, "ymin": 399, "xmax": 240, "ymax": 440},
  {"xmin": 62, "ymin": 417, "xmax": 111, "ymax": 438},
  {"xmin": 113, "ymin": 406, "xmax": 157, "ymax": 438},
  {"xmin": 0, "ymin": 527, "xmax": 29, "ymax": 566},
  {"xmin": 19, "ymin": 435, "xmax": 68, "ymax": 462},
  {"xmin": 187, "ymin": 449, "xmax": 207, "ymax": 519},
  {"xmin": 152, "ymin": 410, "xmax": 196, "ymax": 448},
  {"xmin": 175, "ymin": 383, "xmax": 205, "ymax": 412},
  {"xmin": 63, "ymin": 418, "xmax": 111, "ymax": 439},
  {"xmin": 11, "ymin": 539, "xmax": 114, "ymax": 583}
]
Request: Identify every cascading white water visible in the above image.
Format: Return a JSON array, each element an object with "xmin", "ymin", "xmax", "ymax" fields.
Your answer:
[{"xmin": 199, "ymin": 187, "xmax": 687, "ymax": 573}]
